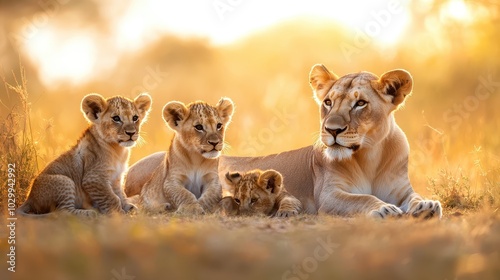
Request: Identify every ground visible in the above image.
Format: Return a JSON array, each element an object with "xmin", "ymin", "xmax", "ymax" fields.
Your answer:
[{"xmin": 2, "ymin": 210, "xmax": 499, "ymax": 280}]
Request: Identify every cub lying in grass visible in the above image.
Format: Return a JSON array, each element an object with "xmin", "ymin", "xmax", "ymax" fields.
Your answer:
[{"xmin": 220, "ymin": 169, "xmax": 302, "ymax": 217}]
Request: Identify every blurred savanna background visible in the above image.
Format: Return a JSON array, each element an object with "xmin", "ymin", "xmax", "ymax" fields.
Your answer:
[{"xmin": 1, "ymin": 0, "xmax": 500, "ymax": 279}]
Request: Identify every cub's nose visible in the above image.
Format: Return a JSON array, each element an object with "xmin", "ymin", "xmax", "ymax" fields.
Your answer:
[
  {"xmin": 325, "ymin": 126, "xmax": 347, "ymax": 138},
  {"xmin": 208, "ymin": 140, "xmax": 219, "ymax": 147},
  {"xmin": 125, "ymin": 131, "xmax": 136, "ymax": 137}
]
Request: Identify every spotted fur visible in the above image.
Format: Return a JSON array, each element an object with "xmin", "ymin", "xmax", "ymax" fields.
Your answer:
[
  {"xmin": 220, "ymin": 169, "xmax": 302, "ymax": 217},
  {"xmin": 16, "ymin": 93, "xmax": 152, "ymax": 217},
  {"xmin": 132, "ymin": 98, "xmax": 234, "ymax": 215}
]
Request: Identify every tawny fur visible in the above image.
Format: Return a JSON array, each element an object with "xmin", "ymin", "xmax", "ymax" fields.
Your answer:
[
  {"xmin": 219, "ymin": 65, "xmax": 441, "ymax": 219},
  {"xmin": 128, "ymin": 98, "xmax": 234, "ymax": 215},
  {"xmin": 219, "ymin": 169, "xmax": 302, "ymax": 217},
  {"xmin": 124, "ymin": 66, "xmax": 442, "ymax": 219},
  {"xmin": 17, "ymin": 93, "xmax": 152, "ymax": 217}
]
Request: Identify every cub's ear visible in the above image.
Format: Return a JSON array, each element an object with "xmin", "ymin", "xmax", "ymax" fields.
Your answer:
[
  {"xmin": 309, "ymin": 64, "xmax": 339, "ymax": 104},
  {"xmin": 225, "ymin": 171, "xmax": 242, "ymax": 185},
  {"xmin": 81, "ymin": 93, "xmax": 107, "ymax": 123},
  {"xmin": 216, "ymin": 97, "xmax": 234, "ymax": 124},
  {"xmin": 258, "ymin": 169, "xmax": 283, "ymax": 195},
  {"xmin": 134, "ymin": 93, "xmax": 152, "ymax": 118},
  {"xmin": 371, "ymin": 69, "xmax": 413, "ymax": 107},
  {"xmin": 162, "ymin": 101, "xmax": 189, "ymax": 131}
]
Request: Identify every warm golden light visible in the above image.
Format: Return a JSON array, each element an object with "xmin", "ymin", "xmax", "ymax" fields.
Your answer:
[
  {"xmin": 21, "ymin": 0, "xmax": 414, "ymax": 86},
  {"xmin": 441, "ymin": 0, "xmax": 471, "ymax": 22},
  {"xmin": 24, "ymin": 27, "xmax": 97, "ymax": 86}
]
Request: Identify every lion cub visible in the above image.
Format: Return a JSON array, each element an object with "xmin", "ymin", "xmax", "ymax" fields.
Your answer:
[
  {"xmin": 137, "ymin": 98, "xmax": 234, "ymax": 215},
  {"xmin": 220, "ymin": 169, "xmax": 302, "ymax": 217},
  {"xmin": 17, "ymin": 93, "xmax": 152, "ymax": 217}
]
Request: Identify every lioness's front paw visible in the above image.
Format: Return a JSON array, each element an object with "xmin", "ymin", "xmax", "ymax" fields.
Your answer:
[
  {"xmin": 369, "ymin": 204, "xmax": 403, "ymax": 219},
  {"xmin": 176, "ymin": 203, "xmax": 205, "ymax": 216},
  {"xmin": 408, "ymin": 200, "xmax": 442, "ymax": 219},
  {"xmin": 275, "ymin": 207, "xmax": 299, "ymax": 218}
]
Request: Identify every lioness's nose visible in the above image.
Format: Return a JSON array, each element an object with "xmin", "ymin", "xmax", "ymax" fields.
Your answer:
[{"xmin": 325, "ymin": 126, "xmax": 347, "ymax": 138}]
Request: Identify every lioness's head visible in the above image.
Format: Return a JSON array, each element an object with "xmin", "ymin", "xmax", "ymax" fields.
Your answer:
[
  {"xmin": 309, "ymin": 64, "xmax": 413, "ymax": 161},
  {"xmin": 81, "ymin": 93, "xmax": 152, "ymax": 148},
  {"xmin": 221, "ymin": 169, "xmax": 283, "ymax": 216},
  {"xmin": 163, "ymin": 98, "xmax": 234, "ymax": 159}
]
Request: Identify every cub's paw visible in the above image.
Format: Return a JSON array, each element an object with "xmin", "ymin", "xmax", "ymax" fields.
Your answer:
[
  {"xmin": 122, "ymin": 203, "xmax": 137, "ymax": 214},
  {"xmin": 369, "ymin": 204, "xmax": 403, "ymax": 219},
  {"xmin": 275, "ymin": 208, "xmax": 299, "ymax": 218},
  {"xmin": 409, "ymin": 200, "xmax": 442, "ymax": 219},
  {"xmin": 218, "ymin": 197, "xmax": 238, "ymax": 216},
  {"xmin": 176, "ymin": 203, "xmax": 205, "ymax": 216}
]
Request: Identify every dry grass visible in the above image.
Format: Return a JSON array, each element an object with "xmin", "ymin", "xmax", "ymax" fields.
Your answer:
[
  {"xmin": 1, "ymin": 212, "xmax": 499, "ymax": 280},
  {"xmin": 1, "ymin": 44, "xmax": 500, "ymax": 279},
  {"xmin": 0, "ymin": 65, "xmax": 38, "ymax": 212}
]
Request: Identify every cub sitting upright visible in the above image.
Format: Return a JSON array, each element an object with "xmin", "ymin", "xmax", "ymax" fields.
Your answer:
[
  {"xmin": 17, "ymin": 93, "xmax": 152, "ymax": 217},
  {"xmin": 220, "ymin": 169, "xmax": 302, "ymax": 217},
  {"xmin": 136, "ymin": 98, "xmax": 234, "ymax": 215}
]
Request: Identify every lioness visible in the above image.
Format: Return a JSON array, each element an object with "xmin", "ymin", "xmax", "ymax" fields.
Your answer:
[
  {"xmin": 124, "ymin": 65, "xmax": 442, "ymax": 219},
  {"xmin": 17, "ymin": 93, "xmax": 152, "ymax": 217},
  {"xmin": 220, "ymin": 65, "xmax": 442, "ymax": 219},
  {"xmin": 220, "ymin": 169, "xmax": 302, "ymax": 217},
  {"xmin": 126, "ymin": 98, "xmax": 234, "ymax": 215}
]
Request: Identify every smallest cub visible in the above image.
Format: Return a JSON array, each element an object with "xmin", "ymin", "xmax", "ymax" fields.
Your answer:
[{"xmin": 221, "ymin": 169, "xmax": 302, "ymax": 217}]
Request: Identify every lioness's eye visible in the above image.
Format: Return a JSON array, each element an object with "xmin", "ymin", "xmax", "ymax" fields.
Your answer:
[
  {"xmin": 250, "ymin": 198, "xmax": 258, "ymax": 204},
  {"xmin": 324, "ymin": 99, "xmax": 332, "ymax": 107},
  {"xmin": 234, "ymin": 198, "xmax": 241, "ymax": 204},
  {"xmin": 194, "ymin": 124, "xmax": 204, "ymax": 131},
  {"xmin": 216, "ymin": 123, "xmax": 223, "ymax": 130},
  {"xmin": 355, "ymin": 100, "xmax": 367, "ymax": 107},
  {"xmin": 132, "ymin": 115, "xmax": 139, "ymax": 122},
  {"xmin": 112, "ymin": 116, "xmax": 121, "ymax": 122}
]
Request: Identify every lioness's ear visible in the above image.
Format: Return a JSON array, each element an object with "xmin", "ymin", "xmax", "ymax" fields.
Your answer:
[
  {"xmin": 372, "ymin": 69, "xmax": 413, "ymax": 107},
  {"xmin": 216, "ymin": 97, "xmax": 234, "ymax": 124},
  {"xmin": 225, "ymin": 172, "xmax": 242, "ymax": 185},
  {"xmin": 309, "ymin": 64, "xmax": 339, "ymax": 104},
  {"xmin": 134, "ymin": 93, "xmax": 152, "ymax": 118},
  {"xmin": 81, "ymin": 93, "xmax": 107, "ymax": 123},
  {"xmin": 258, "ymin": 170, "xmax": 283, "ymax": 195},
  {"xmin": 163, "ymin": 101, "xmax": 189, "ymax": 130}
]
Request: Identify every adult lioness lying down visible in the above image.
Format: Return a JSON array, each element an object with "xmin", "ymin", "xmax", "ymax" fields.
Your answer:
[
  {"xmin": 221, "ymin": 65, "xmax": 441, "ymax": 218},
  {"xmin": 126, "ymin": 65, "xmax": 442, "ymax": 218}
]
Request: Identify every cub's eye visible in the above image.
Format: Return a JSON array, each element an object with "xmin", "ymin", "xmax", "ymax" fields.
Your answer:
[
  {"xmin": 112, "ymin": 116, "xmax": 121, "ymax": 123},
  {"xmin": 234, "ymin": 198, "xmax": 241, "ymax": 205},
  {"xmin": 250, "ymin": 198, "xmax": 258, "ymax": 204},
  {"xmin": 355, "ymin": 100, "xmax": 367, "ymax": 107},
  {"xmin": 216, "ymin": 123, "xmax": 223, "ymax": 130},
  {"xmin": 132, "ymin": 115, "xmax": 139, "ymax": 122},
  {"xmin": 324, "ymin": 99, "xmax": 332, "ymax": 107},
  {"xmin": 194, "ymin": 124, "xmax": 204, "ymax": 131}
]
